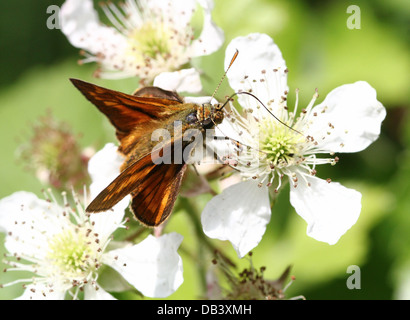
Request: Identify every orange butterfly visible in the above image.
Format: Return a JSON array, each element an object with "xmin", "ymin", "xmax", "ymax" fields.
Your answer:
[
  {"xmin": 71, "ymin": 51, "xmax": 238, "ymax": 227},
  {"xmin": 70, "ymin": 80, "xmax": 225, "ymax": 226}
]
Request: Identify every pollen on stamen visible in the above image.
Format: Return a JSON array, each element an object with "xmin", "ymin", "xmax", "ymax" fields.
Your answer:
[{"xmin": 330, "ymin": 156, "xmax": 339, "ymax": 166}]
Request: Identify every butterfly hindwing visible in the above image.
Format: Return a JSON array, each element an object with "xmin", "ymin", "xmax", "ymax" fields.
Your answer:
[
  {"xmin": 130, "ymin": 160, "xmax": 187, "ymax": 227},
  {"xmin": 86, "ymin": 138, "xmax": 187, "ymax": 226},
  {"xmin": 86, "ymin": 153, "xmax": 156, "ymax": 213}
]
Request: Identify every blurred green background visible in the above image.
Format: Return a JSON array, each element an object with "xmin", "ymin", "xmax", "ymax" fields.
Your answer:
[{"xmin": 0, "ymin": 0, "xmax": 409, "ymax": 299}]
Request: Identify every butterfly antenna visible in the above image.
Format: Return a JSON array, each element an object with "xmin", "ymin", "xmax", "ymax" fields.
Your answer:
[
  {"xmin": 211, "ymin": 49, "xmax": 239, "ymax": 101},
  {"xmin": 219, "ymin": 91, "xmax": 303, "ymax": 136},
  {"xmin": 208, "ymin": 50, "xmax": 238, "ymax": 128}
]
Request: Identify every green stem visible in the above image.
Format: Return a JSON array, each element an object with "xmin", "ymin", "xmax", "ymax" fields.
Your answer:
[
  {"xmin": 179, "ymin": 197, "xmax": 207, "ymax": 293},
  {"xmin": 179, "ymin": 197, "xmax": 236, "ymax": 295},
  {"xmin": 124, "ymin": 225, "xmax": 150, "ymax": 242}
]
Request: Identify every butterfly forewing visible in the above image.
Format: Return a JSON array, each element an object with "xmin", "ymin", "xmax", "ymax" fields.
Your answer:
[{"xmin": 70, "ymin": 79, "xmax": 184, "ymax": 153}]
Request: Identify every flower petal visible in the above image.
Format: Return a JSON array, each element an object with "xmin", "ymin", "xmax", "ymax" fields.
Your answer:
[
  {"xmin": 0, "ymin": 191, "xmax": 30, "ymax": 233},
  {"xmin": 88, "ymin": 143, "xmax": 124, "ymax": 198},
  {"xmin": 183, "ymin": 95, "xmax": 217, "ymax": 105},
  {"xmin": 225, "ymin": 33, "xmax": 288, "ymax": 116},
  {"xmin": 0, "ymin": 191, "xmax": 65, "ymax": 257},
  {"xmin": 306, "ymin": 81, "xmax": 386, "ymax": 153},
  {"xmin": 289, "ymin": 175, "xmax": 362, "ymax": 245},
  {"xmin": 201, "ymin": 180, "xmax": 271, "ymax": 258},
  {"xmin": 84, "ymin": 283, "xmax": 116, "ymax": 300},
  {"xmin": 191, "ymin": 0, "xmax": 224, "ymax": 57},
  {"xmin": 16, "ymin": 283, "xmax": 66, "ymax": 300},
  {"xmin": 102, "ymin": 233, "xmax": 184, "ymax": 298},
  {"xmin": 60, "ymin": 0, "xmax": 125, "ymax": 54},
  {"xmin": 87, "ymin": 143, "xmax": 129, "ymax": 240},
  {"xmin": 148, "ymin": 0, "xmax": 197, "ymax": 29},
  {"xmin": 153, "ymin": 68, "xmax": 202, "ymax": 93}
]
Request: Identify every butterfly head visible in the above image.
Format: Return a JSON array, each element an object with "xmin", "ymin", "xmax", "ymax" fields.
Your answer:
[
  {"xmin": 211, "ymin": 104, "xmax": 225, "ymax": 125},
  {"xmin": 186, "ymin": 103, "xmax": 225, "ymax": 130}
]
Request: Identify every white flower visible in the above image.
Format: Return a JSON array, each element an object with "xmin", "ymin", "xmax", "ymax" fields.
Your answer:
[
  {"xmin": 0, "ymin": 143, "xmax": 183, "ymax": 299},
  {"xmin": 60, "ymin": 0, "xmax": 224, "ymax": 87},
  {"xmin": 201, "ymin": 33, "xmax": 386, "ymax": 258}
]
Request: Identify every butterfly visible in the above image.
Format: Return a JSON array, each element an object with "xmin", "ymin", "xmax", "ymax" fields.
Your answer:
[
  {"xmin": 75, "ymin": 69, "xmax": 244, "ymax": 230},
  {"xmin": 71, "ymin": 52, "xmax": 239, "ymax": 227},
  {"xmin": 71, "ymin": 79, "xmax": 233, "ymax": 226}
]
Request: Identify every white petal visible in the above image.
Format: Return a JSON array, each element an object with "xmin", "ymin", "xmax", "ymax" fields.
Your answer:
[
  {"xmin": 148, "ymin": 0, "xmax": 196, "ymax": 28},
  {"xmin": 89, "ymin": 207, "xmax": 127, "ymax": 245},
  {"xmin": 0, "ymin": 191, "xmax": 28, "ymax": 233},
  {"xmin": 103, "ymin": 233, "xmax": 184, "ymax": 298},
  {"xmin": 225, "ymin": 33, "xmax": 287, "ymax": 115},
  {"xmin": 201, "ymin": 180, "xmax": 271, "ymax": 258},
  {"xmin": 88, "ymin": 143, "xmax": 129, "ymax": 239},
  {"xmin": 289, "ymin": 175, "xmax": 362, "ymax": 245},
  {"xmin": 16, "ymin": 283, "xmax": 66, "ymax": 300},
  {"xmin": 84, "ymin": 283, "xmax": 116, "ymax": 300},
  {"xmin": 191, "ymin": 0, "xmax": 224, "ymax": 57},
  {"xmin": 184, "ymin": 95, "xmax": 217, "ymax": 105},
  {"xmin": 306, "ymin": 81, "xmax": 386, "ymax": 153},
  {"xmin": 88, "ymin": 143, "xmax": 124, "ymax": 198},
  {"xmin": 60, "ymin": 0, "xmax": 125, "ymax": 54},
  {"xmin": 153, "ymin": 68, "xmax": 202, "ymax": 93},
  {"xmin": 0, "ymin": 192, "xmax": 65, "ymax": 257}
]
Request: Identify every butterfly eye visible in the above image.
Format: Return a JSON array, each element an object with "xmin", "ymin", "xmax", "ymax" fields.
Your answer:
[{"xmin": 186, "ymin": 112, "xmax": 198, "ymax": 124}]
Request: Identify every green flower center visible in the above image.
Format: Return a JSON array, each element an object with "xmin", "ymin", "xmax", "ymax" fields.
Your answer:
[
  {"xmin": 259, "ymin": 120, "xmax": 304, "ymax": 167},
  {"xmin": 128, "ymin": 23, "xmax": 171, "ymax": 60},
  {"xmin": 47, "ymin": 229, "xmax": 94, "ymax": 277}
]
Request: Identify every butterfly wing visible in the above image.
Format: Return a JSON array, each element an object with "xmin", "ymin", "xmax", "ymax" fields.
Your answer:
[
  {"xmin": 70, "ymin": 78, "xmax": 184, "ymax": 154},
  {"xmin": 86, "ymin": 153, "xmax": 153, "ymax": 213},
  {"xmin": 72, "ymin": 79, "xmax": 197, "ymax": 226},
  {"xmin": 130, "ymin": 160, "xmax": 187, "ymax": 226},
  {"xmin": 87, "ymin": 154, "xmax": 186, "ymax": 227},
  {"xmin": 86, "ymin": 137, "xmax": 187, "ymax": 226}
]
